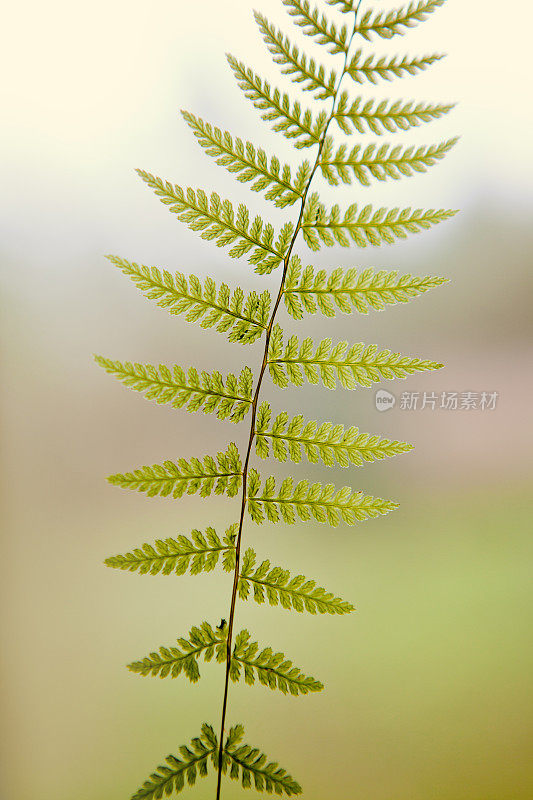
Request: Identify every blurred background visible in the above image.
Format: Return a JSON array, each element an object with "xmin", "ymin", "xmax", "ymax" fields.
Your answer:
[{"xmin": 1, "ymin": 0, "xmax": 532, "ymax": 798}]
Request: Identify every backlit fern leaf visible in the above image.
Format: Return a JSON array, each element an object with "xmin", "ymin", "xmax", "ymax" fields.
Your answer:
[
  {"xmin": 267, "ymin": 324, "xmax": 442, "ymax": 389},
  {"xmin": 301, "ymin": 191, "xmax": 457, "ymax": 249},
  {"xmin": 282, "ymin": 0, "xmax": 350, "ymax": 54},
  {"xmin": 131, "ymin": 723, "xmax": 218, "ymax": 800},
  {"xmin": 105, "ymin": 525, "xmax": 237, "ymax": 576},
  {"xmin": 128, "ymin": 622, "xmax": 227, "ymax": 682},
  {"xmin": 334, "ymin": 92, "xmax": 455, "ymax": 134},
  {"xmin": 227, "ymin": 54, "xmax": 328, "ymax": 149},
  {"xmin": 254, "ymin": 12, "xmax": 337, "ymax": 99},
  {"xmin": 230, "ymin": 630, "xmax": 323, "ymax": 696},
  {"xmin": 105, "ymin": 255, "xmax": 270, "ymax": 344},
  {"xmin": 254, "ymin": 402, "xmax": 413, "ymax": 466},
  {"xmin": 182, "ymin": 110, "xmax": 310, "ymax": 208},
  {"xmin": 137, "ymin": 170, "xmax": 293, "ymax": 274},
  {"xmin": 247, "ymin": 468, "xmax": 399, "ymax": 526},
  {"xmin": 355, "ymin": 0, "xmax": 445, "ymax": 41},
  {"xmin": 284, "ymin": 257, "xmax": 448, "ymax": 318},
  {"xmin": 107, "ymin": 443, "xmax": 242, "ymax": 499},
  {"xmin": 319, "ymin": 136, "xmax": 458, "ymax": 186},
  {"xmin": 346, "ymin": 49, "xmax": 445, "ymax": 84},
  {"xmin": 239, "ymin": 548, "xmax": 354, "ymax": 615},
  {"xmin": 94, "ymin": 356, "xmax": 253, "ymax": 423},
  {"xmin": 223, "ymin": 725, "xmax": 302, "ymax": 796}
]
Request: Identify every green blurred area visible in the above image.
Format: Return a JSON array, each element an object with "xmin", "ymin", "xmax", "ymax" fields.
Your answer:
[{"xmin": 2, "ymin": 484, "xmax": 532, "ymax": 800}]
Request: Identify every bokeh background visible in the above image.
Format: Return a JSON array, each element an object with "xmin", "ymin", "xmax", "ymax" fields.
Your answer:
[{"xmin": 2, "ymin": 0, "xmax": 532, "ymax": 798}]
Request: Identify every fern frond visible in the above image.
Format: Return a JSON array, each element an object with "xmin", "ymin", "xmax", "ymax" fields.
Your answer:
[
  {"xmin": 95, "ymin": 356, "xmax": 253, "ymax": 423},
  {"xmin": 267, "ymin": 324, "xmax": 442, "ymax": 390},
  {"xmin": 131, "ymin": 723, "xmax": 218, "ymax": 800},
  {"xmin": 282, "ymin": 0, "xmax": 349, "ymax": 54},
  {"xmin": 319, "ymin": 136, "xmax": 458, "ymax": 186},
  {"xmin": 284, "ymin": 257, "xmax": 448, "ymax": 318},
  {"xmin": 239, "ymin": 548, "xmax": 354, "ymax": 615},
  {"xmin": 247, "ymin": 469, "xmax": 398, "ymax": 526},
  {"xmin": 230, "ymin": 629, "xmax": 323, "ymax": 696},
  {"xmin": 356, "ymin": 0, "xmax": 445, "ymax": 41},
  {"xmin": 301, "ymin": 191, "xmax": 457, "ymax": 249},
  {"xmin": 223, "ymin": 725, "xmax": 302, "ymax": 795},
  {"xmin": 254, "ymin": 401, "xmax": 412, "ymax": 466},
  {"xmin": 104, "ymin": 525, "xmax": 237, "ymax": 576},
  {"xmin": 227, "ymin": 54, "xmax": 328, "ymax": 149},
  {"xmin": 347, "ymin": 49, "xmax": 445, "ymax": 84},
  {"xmin": 106, "ymin": 255, "xmax": 270, "ymax": 344},
  {"xmin": 137, "ymin": 170, "xmax": 292, "ymax": 274},
  {"xmin": 182, "ymin": 110, "xmax": 310, "ymax": 208},
  {"xmin": 128, "ymin": 622, "xmax": 227, "ymax": 682},
  {"xmin": 254, "ymin": 12, "xmax": 337, "ymax": 100},
  {"xmin": 334, "ymin": 93, "xmax": 455, "ymax": 134},
  {"xmin": 107, "ymin": 443, "xmax": 242, "ymax": 499}
]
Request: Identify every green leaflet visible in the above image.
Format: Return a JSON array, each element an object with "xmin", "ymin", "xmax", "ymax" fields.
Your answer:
[
  {"xmin": 223, "ymin": 725, "xmax": 302, "ymax": 795},
  {"xmin": 319, "ymin": 135, "xmax": 458, "ymax": 186},
  {"xmin": 346, "ymin": 50, "xmax": 445, "ymax": 84},
  {"xmin": 137, "ymin": 170, "xmax": 293, "ymax": 273},
  {"xmin": 282, "ymin": 0, "xmax": 350, "ymax": 54},
  {"xmin": 230, "ymin": 630, "xmax": 323, "ymax": 696},
  {"xmin": 104, "ymin": 525, "xmax": 237, "ymax": 576},
  {"xmin": 283, "ymin": 257, "xmax": 448, "ymax": 318},
  {"xmin": 301, "ymin": 191, "xmax": 458, "ymax": 249},
  {"xmin": 255, "ymin": 401, "xmax": 413, "ymax": 466},
  {"xmin": 227, "ymin": 54, "xmax": 328, "ymax": 149},
  {"xmin": 94, "ymin": 356, "xmax": 253, "ymax": 422},
  {"xmin": 107, "ymin": 443, "xmax": 242, "ymax": 499},
  {"xmin": 182, "ymin": 111, "xmax": 311, "ymax": 208},
  {"xmin": 334, "ymin": 92, "xmax": 455, "ymax": 134},
  {"xmin": 247, "ymin": 468, "xmax": 399, "ymax": 526},
  {"xmin": 239, "ymin": 548, "xmax": 354, "ymax": 615},
  {"xmin": 355, "ymin": 0, "xmax": 445, "ymax": 41},
  {"xmin": 255, "ymin": 12, "xmax": 337, "ymax": 99},
  {"xmin": 105, "ymin": 255, "xmax": 270, "ymax": 344},
  {"xmin": 131, "ymin": 723, "xmax": 218, "ymax": 800},
  {"xmin": 267, "ymin": 324, "xmax": 443, "ymax": 390},
  {"xmin": 128, "ymin": 622, "xmax": 227, "ymax": 682}
]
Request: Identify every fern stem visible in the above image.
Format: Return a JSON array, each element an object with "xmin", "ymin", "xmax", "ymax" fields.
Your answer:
[{"xmin": 215, "ymin": 7, "xmax": 362, "ymax": 798}]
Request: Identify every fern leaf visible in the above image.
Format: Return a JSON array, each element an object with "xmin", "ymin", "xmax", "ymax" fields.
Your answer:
[
  {"xmin": 284, "ymin": 257, "xmax": 448, "ymax": 318},
  {"xmin": 356, "ymin": 0, "xmax": 445, "ymax": 41},
  {"xmin": 282, "ymin": 0, "xmax": 349, "ymax": 54},
  {"xmin": 239, "ymin": 548, "xmax": 354, "ymax": 615},
  {"xmin": 254, "ymin": 401, "xmax": 412, "ymax": 466},
  {"xmin": 319, "ymin": 136, "xmax": 458, "ymax": 186},
  {"xmin": 227, "ymin": 54, "xmax": 328, "ymax": 149},
  {"xmin": 131, "ymin": 723, "xmax": 218, "ymax": 799},
  {"xmin": 104, "ymin": 525, "xmax": 237, "ymax": 576},
  {"xmin": 334, "ymin": 92, "xmax": 455, "ymax": 134},
  {"xmin": 182, "ymin": 110, "xmax": 310, "ymax": 208},
  {"xmin": 223, "ymin": 725, "xmax": 302, "ymax": 795},
  {"xmin": 95, "ymin": 356, "xmax": 253, "ymax": 423},
  {"xmin": 106, "ymin": 255, "xmax": 270, "ymax": 344},
  {"xmin": 230, "ymin": 629, "xmax": 323, "ymax": 696},
  {"xmin": 247, "ymin": 469, "xmax": 399, "ymax": 526},
  {"xmin": 301, "ymin": 191, "xmax": 457, "ymax": 249},
  {"xmin": 107, "ymin": 443, "xmax": 242, "ymax": 499},
  {"xmin": 254, "ymin": 12, "xmax": 337, "ymax": 100},
  {"xmin": 347, "ymin": 49, "xmax": 445, "ymax": 84},
  {"xmin": 137, "ymin": 170, "xmax": 293, "ymax": 273},
  {"xmin": 128, "ymin": 621, "xmax": 227, "ymax": 682},
  {"xmin": 267, "ymin": 324, "xmax": 442, "ymax": 390}
]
